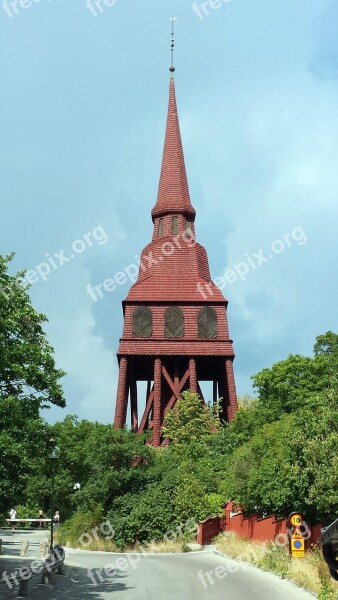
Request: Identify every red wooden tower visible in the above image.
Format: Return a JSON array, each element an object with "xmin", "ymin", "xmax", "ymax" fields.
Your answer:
[{"xmin": 114, "ymin": 71, "xmax": 238, "ymax": 446}]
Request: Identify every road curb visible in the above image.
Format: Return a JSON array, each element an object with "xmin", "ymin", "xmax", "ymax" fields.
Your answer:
[
  {"xmin": 65, "ymin": 547, "xmax": 207, "ymax": 557},
  {"xmin": 211, "ymin": 548, "xmax": 317, "ymax": 597}
]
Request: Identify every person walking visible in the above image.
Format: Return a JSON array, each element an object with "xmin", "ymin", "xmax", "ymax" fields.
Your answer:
[
  {"xmin": 38, "ymin": 509, "xmax": 46, "ymax": 529},
  {"xmin": 53, "ymin": 511, "xmax": 60, "ymax": 530}
]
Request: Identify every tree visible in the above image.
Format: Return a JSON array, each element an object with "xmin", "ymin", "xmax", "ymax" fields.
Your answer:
[
  {"xmin": 24, "ymin": 417, "xmax": 154, "ymax": 523},
  {"xmin": 216, "ymin": 333, "xmax": 338, "ymax": 524},
  {"xmin": 162, "ymin": 390, "xmax": 221, "ymax": 445},
  {"xmin": 237, "ymin": 394, "xmax": 257, "ymax": 408},
  {"xmin": 0, "ymin": 253, "xmax": 65, "ymax": 407},
  {"xmin": 13, "ymin": 332, "xmax": 337, "ymax": 546},
  {"xmin": 314, "ymin": 331, "xmax": 338, "ymax": 359},
  {"xmin": 0, "ymin": 396, "xmax": 49, "ymax": 515},
  {"xmin": 108, "ymin": 482, "xmax": 175, "ymax": 548},
  {"xmin": 0, "ymin": 253, "xmax": 66, "ymax": 516},
  {"xmin": 252, "ymin": 332, "xmax": 338, "ymax": 420},
  {"xmin": 225, "ymin": 414, "xmax": 308, "ymax": 517},
  {"xmin": 296, "ymin": 390, "xmax": 338, "ymax": 522},
  {"xmin": 224, "ymin": 389, "xmax": 338, "ymax": 523}
]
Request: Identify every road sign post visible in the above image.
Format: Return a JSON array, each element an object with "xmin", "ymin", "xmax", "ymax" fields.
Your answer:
[{"xmin": 288, "ymin": 512, "xmax": 306, "ymax": 559}]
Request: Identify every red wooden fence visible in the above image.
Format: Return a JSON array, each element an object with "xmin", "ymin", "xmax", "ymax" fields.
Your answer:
[
  {"xmin": 197, "ymin": 503, "xmax": 322, "ymax": 547},
  {"xmin": 197, "ymin": 517, "xmax": 221, "ymax": 545}
]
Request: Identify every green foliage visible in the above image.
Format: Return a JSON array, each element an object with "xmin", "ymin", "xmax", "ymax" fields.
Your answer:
[
  {"xmin": 24, "ymin": 418, "xmax": 153, "ymax": 522},
  {"xmin": 162, "ymin": 390, "xmax": 221, "ymax": 445},
  {"xmin": 225, "ymin": 392, "xmax": 338, "ymax": 522},
  {"xmin": 98, "ymin": 394, "xmax": 226, "ymax": 547},
  {"xmin": 108, "ymin": 482, "xmax": 175, "ymax": 548},
  {"xmin": 4, "ymin": 329, "xmax": 337, "ymax": 556},
  {"xmin": 237, "ymin": 395, "xmax": 257, "ymax": 409},
  {"xmin": 58, "ymin": 503, "xmax": 104, "ymax": 547},
  {"xmin": 261, "ymin": 543, "xmax": 290, "ymax": 578},
  {"xmin": 0, "ymin": 396, "xmax": 49, "ymax": 515},
  {"xmin": 0, "ymin": 253, "xmax": 65, "ymax": 407},
  {"xmin": 225, "ymin": 414, "xmax": 308, "ymax": 516},
  {"xmin": 252, "ymin": 331, "xmax": 338, "ymax": 420},
  {"xmin": 181, "ymin": 541, "xmax": 191, "ymax": 552},
  {"xmin": 105, "ymin": 430, "xmax": 225, "ymax": 548},
  {"xmin": 0, "ymin": 253, "xmax": 66, "ymax": 516},
  {"xmin": 225, "ymin": 332, "xmax": 338, "ymax": 523},
  {"xmin": 15, "ymin": 503, "xmax": 41, "ymax": 521},
  {"xmin": 317, "ymin": 558, "xmax": 337, "ymax": 600}
]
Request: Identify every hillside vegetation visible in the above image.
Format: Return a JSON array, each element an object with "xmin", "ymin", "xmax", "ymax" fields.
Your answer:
[{"xmin": 1, "ymin": 254, "xmax": 337, "ymax": 557}]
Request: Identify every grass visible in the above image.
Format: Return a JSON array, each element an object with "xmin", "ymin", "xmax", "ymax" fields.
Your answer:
[
  {"xmin": 54, "ymin": 529, "xmax": 117, "ymax": 552},
  {"xmin": 55, "ymin": 527, "xmax": 192, "ymax": 554},
  {"xmin": 131, "ymin": 539, "xmax": 191, "ymax": 554},
  {"xmin": 215, "ymin": 532, "xmax": 338, "ymax": 598}
]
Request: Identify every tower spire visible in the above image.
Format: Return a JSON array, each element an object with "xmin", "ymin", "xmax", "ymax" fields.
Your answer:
[
  {"xmin": 114, "ymin": 44, "xmax": 238, "ymax": 443},
  {"xmin": 170, "ymin": 17, "xmax": 177, "ymax": 77},
  {"xmin": 151, "ymin": 68, "xmax": 196, "ymax": 221}
]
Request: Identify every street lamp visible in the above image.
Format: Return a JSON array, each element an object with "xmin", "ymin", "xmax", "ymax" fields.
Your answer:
[{"xmin": 47, "ymin": 438, "xmax": 60, "ymax": 554}]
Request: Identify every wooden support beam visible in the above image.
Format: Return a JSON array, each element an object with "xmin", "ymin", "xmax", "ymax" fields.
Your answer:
[
  {"xmin": 146, "ymin": 379, "xmax": 151, "ymax": 403},
  {"xmin": 153, "ymin": 358, "xmax": 162, "ymax": 447},
  {"xmin": 162, "ymin": 365, "xmax": 181, "ymax": 400},
  {"xmin": 114, "ymin": 357, "xmax": 128, "ymax": 429},
  {"xmin": 138, "ymin": 389, "xmax": 154, "ymax": 433},
  {"xmin": 189, "ymin": 357, "xmax": 197, "ymax": 393},
  {"xmin": 164, "ymin": 368, "xmax": 190, "ymax": 415},
  {"xmin": 129, "ymin": 363, "xmax": 138, "ymax": 433},
  {"xmin": 197, "ymin": 382, "xmax": 203, "ymax": 398},
  {"xmin": 174, "ymin": 360, "xmax": 179, "ymax": 390},
  {"xmin": 225, "ymin": 359, "xmax": 238, "ymax": 421},
  {"xmin": 213, "ymin": 379, "xmax": 218, "ymax": 404}
]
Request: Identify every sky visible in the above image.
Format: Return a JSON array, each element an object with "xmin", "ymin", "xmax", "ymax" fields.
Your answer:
[{"xmin": 1, "ymin": 0, "xmax": 337, "ymax": 424}]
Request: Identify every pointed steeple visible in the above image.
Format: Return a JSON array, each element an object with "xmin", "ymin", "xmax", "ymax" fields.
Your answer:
[
  {"xmin": 151, "ymin": 78, "xmax": 196, "ymax": 222},
  {"xmin": 114, "ymin": 29, "xmax": 238, "ymax": 442}
]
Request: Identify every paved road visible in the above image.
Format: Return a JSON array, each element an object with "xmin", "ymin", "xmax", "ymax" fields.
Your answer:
[
  {"xmin": 0, "ymin": 531, "xmax": 315, "ymax": 599},
  {"xmin": 0, "ymin": 529, "xmax": 48, "ymax": 598},
  {"xmin": 53, "ymin": 549, "xmax": 315, "ymax": 599}
]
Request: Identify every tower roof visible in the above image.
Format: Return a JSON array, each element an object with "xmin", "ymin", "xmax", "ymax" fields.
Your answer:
[{"xmin": 151, "ymin": 78, "xmax": 196, "ymax": 221}]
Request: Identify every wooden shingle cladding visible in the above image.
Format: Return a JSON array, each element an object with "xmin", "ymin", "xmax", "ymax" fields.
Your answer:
[{"xmin": 114, "ymin": 77, "xmax": 238, "ymax": 445}]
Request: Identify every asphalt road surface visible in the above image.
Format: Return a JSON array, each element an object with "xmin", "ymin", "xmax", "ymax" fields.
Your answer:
[
  {"xmin": 49, "ymin": 548, "xmax": 314, "ymax": 599},
  {"xmin": 0, "ymin": 531, "xmax": 315, "ymax": 600}
]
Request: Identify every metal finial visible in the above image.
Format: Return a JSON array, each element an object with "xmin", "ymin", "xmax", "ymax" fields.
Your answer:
[{"xmin": 170, "ymin": 17, "xmax": 177, "ymax": 76}]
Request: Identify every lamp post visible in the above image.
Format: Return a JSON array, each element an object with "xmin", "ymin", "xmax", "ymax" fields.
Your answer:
[{"xmin": 47, "ymin": 438, "xmax": 60, "ymax": 555}]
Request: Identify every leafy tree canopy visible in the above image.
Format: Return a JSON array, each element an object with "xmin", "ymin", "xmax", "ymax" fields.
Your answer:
[
  {"xmin": 252, "ymin": 331, "xmax": 338, "ymax": 420},
  {"xmin": 162, "ymin": 390, "xmax": 221, "ymax": 446},
  {"xmin": 0, "ymin": 253, "xmax": 65, "ymax": 408},
  {"xmin": 6, "ymin": 332, "xmax": 337, "ymax": 545},
  {"xmin": 0, "ymin": 253, "xmax": 66, "ymax": 516},
  {"xmin": 225, "ymin": 390, "xmax": 338, "ymax": 523},
  {"xmin": 224, "ymin": 332, "xmax": 338, "ymax": 523},
  {"xmin": 0, "ymin": 396, "xmax": 49, "ymax": 514}
]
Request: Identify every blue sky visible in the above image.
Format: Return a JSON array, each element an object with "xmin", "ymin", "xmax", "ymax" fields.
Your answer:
[{"xmin": 1, "ymin": 0, "xmax": 337, "ymax": 424}]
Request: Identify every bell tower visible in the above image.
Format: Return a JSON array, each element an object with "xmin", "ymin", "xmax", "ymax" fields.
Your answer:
[{"xmin": 114, "ymin": 48, "xmax": 238, "ymax": 445}]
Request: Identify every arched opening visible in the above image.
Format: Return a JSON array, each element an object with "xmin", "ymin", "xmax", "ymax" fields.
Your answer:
[
  {"xmin": 158, "ymin": 218, "xmax": 164, "ymax": 237},
  {"xmin": 198, "ymin": 307, "xmax": 218, "ymax": 338},
  {"xmin": 172, "ymin": 216, "xmax": 179, "ymax": 235},
  {"xmin": 165, "ymin": 306, "xmax": 184, "ymax": 338},
  {"xmin": 133, "ymin": 306, "xmax": 153, "ymax": 337}
]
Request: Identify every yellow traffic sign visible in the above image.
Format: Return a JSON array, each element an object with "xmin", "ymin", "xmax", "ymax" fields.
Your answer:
[
  {"xmin": 293, "ymin": 529, "xmax": 303, "ymax": 539},
  {"xmin": 291, "ymin": 538, "xmax": 305, "ymax": 559},
  {"xmin": 288, "ymin": 512, "xmax": 306, "ymax": 559},
  {"xmin": 289, "ymin": 513, "xmax": 303, "ymax": 527}
]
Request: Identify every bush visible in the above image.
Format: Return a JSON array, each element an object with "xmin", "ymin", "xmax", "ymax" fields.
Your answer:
[{"xmin": 57, "ymin": 503, "xmax": 104, "ymax": 548}]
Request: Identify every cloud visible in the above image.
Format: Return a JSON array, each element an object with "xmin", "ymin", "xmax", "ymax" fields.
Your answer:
[
  {"xmin": 36, "ymin": 267, "xmax": 117, "ymax": 424},
  {"xmin": 1, "ymin": 0, "xmax": 337, "ymax": 421}
]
